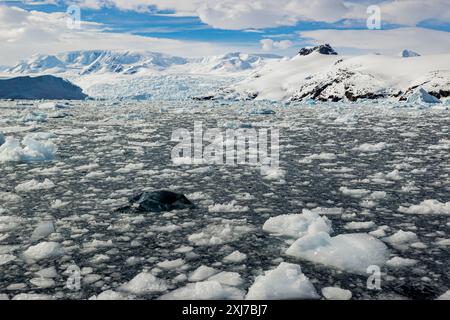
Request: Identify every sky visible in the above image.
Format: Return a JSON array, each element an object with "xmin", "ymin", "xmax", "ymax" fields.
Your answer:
[{"xmin": 1, "ymin": 0, "xmax": 450, "ymax": 65}]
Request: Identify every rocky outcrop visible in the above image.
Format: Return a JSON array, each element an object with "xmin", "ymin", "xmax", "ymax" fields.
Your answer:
[
  {"xmin": 116, "ymin": 190, "xmax": 194, "ymax": 213},
  {"xmin": 298, "ymin": 44, "xmax": 338, "ymax": 56},
  {"xmin": 0, "ymin": 75, "xmax": 87, "ymax": 100}
]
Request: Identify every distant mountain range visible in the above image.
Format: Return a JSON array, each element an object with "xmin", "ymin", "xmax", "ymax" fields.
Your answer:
[
  {"xmin": 2, "ymin": 47, "xmax": 449, "ymax": 103},
  {"xmin": 7, "ymin": 50, "xmax": 282, "ymax": 76}
]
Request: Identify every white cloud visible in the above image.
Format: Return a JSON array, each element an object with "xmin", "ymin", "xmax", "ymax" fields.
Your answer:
[
  {"xmin": 260, "ymin": 39, "xmax": 293, "ymax": 51},
  {"xmin": 299, "ymin": 27, "xmax": 450, "ymax": 55},
  {"xmin": 0, "ymin": 5, "xmax": 246, "ymax": 65},
  {"xmin": 68, "ymin": 0, "xmax": 450, "ymax": 29}
]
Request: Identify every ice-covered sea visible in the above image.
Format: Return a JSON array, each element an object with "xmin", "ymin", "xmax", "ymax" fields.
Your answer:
[{"xmin": 0, "ymin": 100, "xmax": 449, "ymax": 300}]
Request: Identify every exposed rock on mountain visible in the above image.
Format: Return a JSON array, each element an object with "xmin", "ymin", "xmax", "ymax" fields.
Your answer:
[{"xmin": 298, "ymin": 44, "xmax": 338, "ymax": 56}]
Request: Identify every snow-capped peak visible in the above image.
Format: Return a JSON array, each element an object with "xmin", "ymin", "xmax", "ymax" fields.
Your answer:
[{"xmin": 298, "ymin": 44, "xmax": 338, "ymax": 56}]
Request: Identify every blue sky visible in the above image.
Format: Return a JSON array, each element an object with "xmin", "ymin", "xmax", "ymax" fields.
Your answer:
[{"xmin": 1, "ymin": 0, "xmax": 450, "ymax": 64}]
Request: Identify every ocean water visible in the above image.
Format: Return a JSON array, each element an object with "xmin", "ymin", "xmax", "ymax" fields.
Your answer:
[{"xmin": 0, "ymin": 100, "xmax": 449, "ymax": 300}]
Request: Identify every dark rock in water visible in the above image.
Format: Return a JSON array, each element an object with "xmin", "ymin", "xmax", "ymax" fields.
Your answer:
[
  {"xmin": 299, "ymin": 44, "xmax": 338, "ymax": 56},
  {"xmin": 0, "ymin": 75, "xmax": 87, "ymax": 100},
  {"xmin": 116, "ymin": 190, "xmax": 194, "ymax": 213}
]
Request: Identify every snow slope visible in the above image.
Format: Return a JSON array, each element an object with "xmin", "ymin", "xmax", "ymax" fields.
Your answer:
[{"xmin": 210, "ymin": 52, "xmax": 450, "ymax": 102}]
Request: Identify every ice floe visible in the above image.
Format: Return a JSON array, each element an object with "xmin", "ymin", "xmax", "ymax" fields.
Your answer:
[
  {"xmin": 321, "ymin": 287, "xmax": 352, "ymax": 300},
  {"xmin": 398, "ymin": 200, "xmax": 450, "ymax": 215},
  {"xmin": 22, "ymin": 242, "xmax": 64, "ymax": 263},
  {"xmin": 0, "ymin": 135, "xmax": 57, "ymax": 163},
  {"xmin": 246, "ymin": 263, "xmax": 319, "ymax": 300},
  {"xmin": 263, "ymin": 210, "xmax": 332, "ymax": 238},
  {"xmin": 119, "ymin": 272, "xmax": 168, "ymax": 296},
  {"xmin": 160, "ymin": 281, "xmax": 244, "ymax": 300},
  {"xmin": 286, "ymin": 232, "xmax": 389, "ymax": 274}
]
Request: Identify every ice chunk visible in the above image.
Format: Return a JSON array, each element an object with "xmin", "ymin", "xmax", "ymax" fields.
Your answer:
[
  {"xmin": 246, "ymin": 263, "xmax": 319, "ymax": 300},
  {"xmin": 159, "ymin": 281, "xmax": 244, "ymax": 300},
  {"xmin": 31, "ymin": 221, "xmax": 55, "ymax": 241},
  {"xmin": 0, "ymin": 135, "xmax": 56, "ymax": 163},
  {"xmin": 90, "ymin": 290, "xmax": 129, "ymax": 300},
  {"xmin": 437, "ymin": 290, "xmax": 450, "ymax": 300},
  {"xmin": 322, "ymin": 287, "xmax": 352, "ymax": 300},
  {"xmin": 344, "ymin": 221, "xmax": 376, "ymax": 230},
  {"xmin": 353, "ymin": 142, "xmax": 388, "ymax": 152},
  {"xmin": 398, "ymin": 200, "xmax": 450, "ymax": 215},
  {"xmin": 386, "ymin": 257, "xmax": 418, "ymax": 268},
  {"xmin": 188, "ymin": 266, "xmax": 219, "ymax": 282},
  {"xmin": 0, "ymin": 254, "xmax": 15, "ymax": 266},
  {"xmin": 263, "ymin": 210, "xmax": 332, "ymax": 238},
  {"xmin": 407, "ymin": 88, "xmax": 441, "ymax": 104},
  {"xmin": 208, "ymin": 200, "xmax": 249, "ymax": 213},
  {"xmin": 22, "ymin": 242, "xmax": 64, "ymax": 263},
  {"xmin": 208, "ymin": 272, "xmax": 243, "ymax": 287},
  {"xmin": 157, "ymin": 258, "xmax": 185, "ymax": 270},
  {"xmin": 188, "ymin": 219, "xmax": 254, "ymax": 246},
  {"xmin": 286, "ymin": 232, "xmax": 389, "ymax": 274},
  {"xmin": 15, "ymin": 179, "xmax": 55, "ymax": 192},
  {"xmin": 12, "ymin": 294, "xmax": 54, "ymax": 300},
  {"xmin": 223, "ymin": 250, "xmax": 247, "ymax": 263},
  {"xmin": 119, "ymin": 272, "xmax": 167, "ymax": 295},
  {"xmin": 383, "ymin": 230, "xmax": 418, "ymax": 246}
]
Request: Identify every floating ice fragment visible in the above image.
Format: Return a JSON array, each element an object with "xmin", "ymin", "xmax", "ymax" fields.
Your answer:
[{"xmin": 246, "ymin": 263, "xmax": 319, "ymax": 300}]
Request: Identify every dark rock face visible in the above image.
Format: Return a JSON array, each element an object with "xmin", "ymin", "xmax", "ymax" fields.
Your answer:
[
  {"xmin": 0, "ymin": 75, "xmax": 87, "ymax": 100},
  {"xmin": 116, "ymin": 190, "xmax": 194, "ymax": 213},
  {"xmin": 299, "ymin": 44, "xmax": 338, "ymax": 56}
]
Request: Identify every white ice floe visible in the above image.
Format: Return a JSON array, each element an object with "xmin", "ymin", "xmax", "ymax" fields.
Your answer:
[
  {"xmin": 263, "ymin": 210, "xmax": 332, "ymax": 238},
  {"xmin": 90, "ymin": 290, "xmax": 129, "ymax": 300},
  {"xmin": 0, "ymin": 216, "xmax": 22, "ymax": 232},
  {"xmin": 31, "ymin": 221, "xmax": 55, "ymax": 241},
  {"xmin": 386, "ymin": 257, "xmax": 418, "ymax": 268},
  {"xmin": 437, "ymin": 290, "xmax": 450, "ymax": 300},
  {"xmin": 246, "ymin": 263, "xmax": 319, "ymax": 300},
  {"xmin": 208, "ymin": 272, "xmax": 243, "ymax": 287},
  {"xmin": 188, "ymin": 219, "xmax": 254, "ymax": 246},
  {"xmin": 321, "ymin": 287, "xmax": 352, "ymax": 300},
  {"xmin": 188, "ymin": 266, "xmax": 219, "ymax": 282},
  {"xmin": 160, "ymin": 281, "xmax": 244, "ymax": 300},
  {"xmin": 30, "ymin": 277, "xmax": 56, "ymax": 289},
  {"xmin": 383, "ymin": 230, "xmax": 419, "ymax": 246},
  {"xmin": 119, "ymin": 272, "xmax": 168, "ymax": 295},
  {"xmin": 0, "ymin": 135, "xmax": 57, "ymax": 163},
  {"xmin": 223, "ymin": 250, "xmax": 247, "ymax": 263},
  {"xmin": 22, "ymin": 242, "xmax": 64, "ymax": 263},
  {"xmin": 353, "ymin": 142, "xmax": 388, "ymax": 152},
  {"xmin": 398, "ymin": 200, "xmax": 450, "ymax": 215},
  {"xmin": 208, "ymin": 200, "xmax": 249, "ymax": 213},
  {"xmin": 339, "ymin": 187, "xmax": 371, "ymax": 198},
  {"xmin": 15, "ymin": 179, "xmax": 55, "ymax": 192},
  {"xmin": 300, "ymin": 153, "xmax": 337, "ymax": 163},
  {"xmin": 286, "ymin": 232, "xmax": 389, "ymax": 274},
  {"xmin": 12, "ymin": 294, "xmax": 54, "ymax": 300},
  {"xmin": 0, "ymin": 254, "xmax": 15, "ymax": 266},
  {"xmin": 157, "ymin": 259, "xmax": 185, "ymax": 270},
  {"xmin": 260, "ymin": 167, "xmax": 286, "ymax": 181},
  {"xmin": 344, "ymin": 221, "xmax": 376, "ymax": 230}
]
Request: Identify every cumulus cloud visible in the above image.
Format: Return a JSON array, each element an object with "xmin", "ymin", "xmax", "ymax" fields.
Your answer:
[
  {"xmin": 0, "ymin": 5, "xmax": 241, "ymax": 65},
  {"xmin": 299, "ymin": 27, "xmax": 450, "ymax": 55},
  {"xmin": 260, "ymin": 39, "xmax": 293, "ymax": 51},
  {"xmin": 67, "ymin": 0, "xmax": 450, "ymax": 29}
]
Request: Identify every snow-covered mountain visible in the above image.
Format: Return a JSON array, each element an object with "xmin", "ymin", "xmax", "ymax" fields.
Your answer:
[
  {"xmin": 207, "ymin": 47, "xmax": 450, "ymax": 103},
  {"xmin": 7, "ymin": 50, "xmax": 281, "ymax": 76}
]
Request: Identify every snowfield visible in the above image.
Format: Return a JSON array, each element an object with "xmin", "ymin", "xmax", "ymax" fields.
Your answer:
[{"xmin": 0, "ymin": 99, "xmax": 449, "ymax": 301}]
